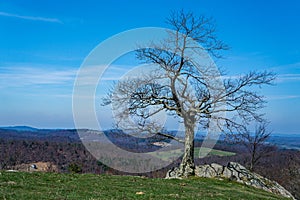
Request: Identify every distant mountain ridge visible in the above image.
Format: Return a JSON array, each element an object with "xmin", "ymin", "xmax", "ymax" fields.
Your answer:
[
  {"xmin": 0, "ymin": 126, "xmax": 299, "ymax": 150},
  {"xmin": 0, "ymin": 126, "xmax": 39, "ymax": 132},
  {"xmin": 0, "ymin": 126, "xmax": 80, "ymax": 142}
]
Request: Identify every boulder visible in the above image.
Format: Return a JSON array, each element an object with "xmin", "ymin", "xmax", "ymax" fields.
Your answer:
[
  {"xmin": 194, "ymin": 163, "xmax": 224, "ymax": 178},
  {"xmin": 195, "ymin": 162, "xmax": 295, "ymax": 199},
  {"xmin": 165, "ymin": 167, "xmax": 183, "ymax": 179},
  {"xmin": 167, "ymin": 162, "xmax": 295, "ymax": 199}
]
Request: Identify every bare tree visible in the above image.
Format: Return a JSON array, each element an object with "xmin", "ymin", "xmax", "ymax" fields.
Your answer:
[
  {"xmin": 233, "ymin": 123, "xmax": 274, "ymax": 171},
  {"xmin": 103, "ymin": 11, "xmax": 275, "ymax": 177}
]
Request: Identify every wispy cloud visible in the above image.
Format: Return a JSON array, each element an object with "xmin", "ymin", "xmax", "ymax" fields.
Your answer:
[
  {"xmin": 276, "ymin": 73, "xmax": 300, "ymax": 82},
  {"xmin": 0, "ymin": 11, "xmax": 62, "ymax": 23},
  {"xmin": 75, "ymin": 64, "xmax": 133, "ymax": 86},
  {"xmin": 0, "ymin": 63, "xmax": 133, "ymax": 89},
  {"xmin": 270, "ymin": 62, "xmax": 300, "ymax": 71},
  {"xmin": 0, "ymin": 66, "xmax": 76, "ymax": 88},
  {"xmin": 269, "ymin": 62, "xmax": 300, "ymax": 83},
  {"xmin": 266, "ymin": 95, "xmax": 300, "ymax": 101}
]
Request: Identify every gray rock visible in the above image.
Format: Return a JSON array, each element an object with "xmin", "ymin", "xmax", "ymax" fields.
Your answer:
[
  {"xmin": 167, "ymin": 162, "xmax": 295, "ymax": 199},
  {"xmin": 165, "ymin": 167, "xmax": 182, "ymax": 179},
  {"xmin": 194, "ymin": 162, "xmax": 295, "ymax": 200},
  {"xmin": 194, "ymin": 163, "xmax": 223, "ymax": 178}
]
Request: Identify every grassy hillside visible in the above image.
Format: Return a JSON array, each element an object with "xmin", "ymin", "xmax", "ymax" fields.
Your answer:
[
  {"xmin": 150, "ymin": 147, "xmax": 235, "ymax": 162},
  {"xmin": 195, "ymin": 147, "xmax": 236, "ymax": 157},
  {"xmin": 0, "ymin": 171, "xmax": 289, "ymax": 200}
]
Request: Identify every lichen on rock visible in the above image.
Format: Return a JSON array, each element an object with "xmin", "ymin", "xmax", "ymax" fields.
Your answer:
[{"xmin": 166, "ymin": 162, "xmax": 295, "ymax": 199}]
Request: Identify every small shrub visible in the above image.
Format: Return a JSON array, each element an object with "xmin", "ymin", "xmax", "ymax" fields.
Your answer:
[{"xmin": 68, "ymin": 163, "xmax": 82, "ymax": 173}]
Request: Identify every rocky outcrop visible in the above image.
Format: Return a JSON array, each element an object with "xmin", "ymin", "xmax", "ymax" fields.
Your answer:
[
  {"xmin": 166, "ymin": 162, "xmax": 295, "ymax": 199},
  {"xmin": 166, "ymin": 167, "xmax": 183, "ymax": 179}
]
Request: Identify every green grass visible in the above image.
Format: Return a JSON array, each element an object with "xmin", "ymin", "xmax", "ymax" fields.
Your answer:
[
  {"xmin": 150, "ymin": 147, "xmax": 235, "ymax": 161},
  {"xmin": 195, "ymin": 147, "xmax": 236, "ymax": 157},
  {"xmin": 0, "ymin": 171, "xmax": 289, "ymax": 200}
]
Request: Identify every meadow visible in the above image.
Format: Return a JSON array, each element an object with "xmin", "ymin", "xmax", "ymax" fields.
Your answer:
[{"xmin": 0, "ymin": 171, "xmax": 289, "ymax": 200}]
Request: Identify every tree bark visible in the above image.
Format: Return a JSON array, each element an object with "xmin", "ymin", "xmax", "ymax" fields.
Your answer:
[
  {"xmin": 179, "ymin": 116, "xmax": 196, "ymax": 177},
  {"xmin": 250, "ymin": 144, "xmax": 256, "ymax": 172}
]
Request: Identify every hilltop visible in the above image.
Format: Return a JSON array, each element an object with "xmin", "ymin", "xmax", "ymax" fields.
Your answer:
[{"xmin": 0, "ymin": 171, "xmax": 290, "ymax": 200}]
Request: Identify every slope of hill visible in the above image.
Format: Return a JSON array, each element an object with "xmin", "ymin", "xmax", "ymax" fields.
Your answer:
[{"xmin": 0, "ymin": 171, "xmax": 290, "ymax": 200}]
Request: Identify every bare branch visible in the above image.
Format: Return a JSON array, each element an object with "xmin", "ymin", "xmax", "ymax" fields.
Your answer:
[{"xmin": 101, "ymin": 10, "xmax": 275, "ymax": 176}]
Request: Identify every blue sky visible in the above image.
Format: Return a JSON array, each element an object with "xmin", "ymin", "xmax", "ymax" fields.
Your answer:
[{"xmin": 0, "ymin": 0, "xmax": 300, "ymax": 134}]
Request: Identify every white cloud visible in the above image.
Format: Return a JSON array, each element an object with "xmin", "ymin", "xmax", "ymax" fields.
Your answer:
[
  {"xmin": 270, "ymin": 62, "xmax": 300, "ymax": 70},
  {"xmin": 75, "ymin": 64, "xmax": 132, "ymax": 86},
  {"xmin": 0, "ymin": 66, "xmax": 77, "ymax": 88},
  {"xmin": 266, "ymin": 95, "xmax": 300, "ymax": 101},
  {"xmin": 269, "ymin": 62, "xmax": 300, "ymax": 83},
  {"xmin": 276, "ymin": 73, "xmax": 300, "ymax": 82},
  {"xmin": 0, "ymin": 11, "xmax": 62, "ymax": 23},
  {"xmin": 0, "ymin": 63, "xmax": 133, "ymax": 89}
]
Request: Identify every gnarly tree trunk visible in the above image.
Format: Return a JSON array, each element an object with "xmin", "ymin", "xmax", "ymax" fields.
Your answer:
[
  {"xmin": 250, "ymin": 150, "xmax": 255, "ymax": 171},
  {"xmin": 179, "ymin": 115, "xmax": 196, "ymax": 177},
  {"xmin": 250, "ymin": 143, "xmax": 257, "ymax": 172}
]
